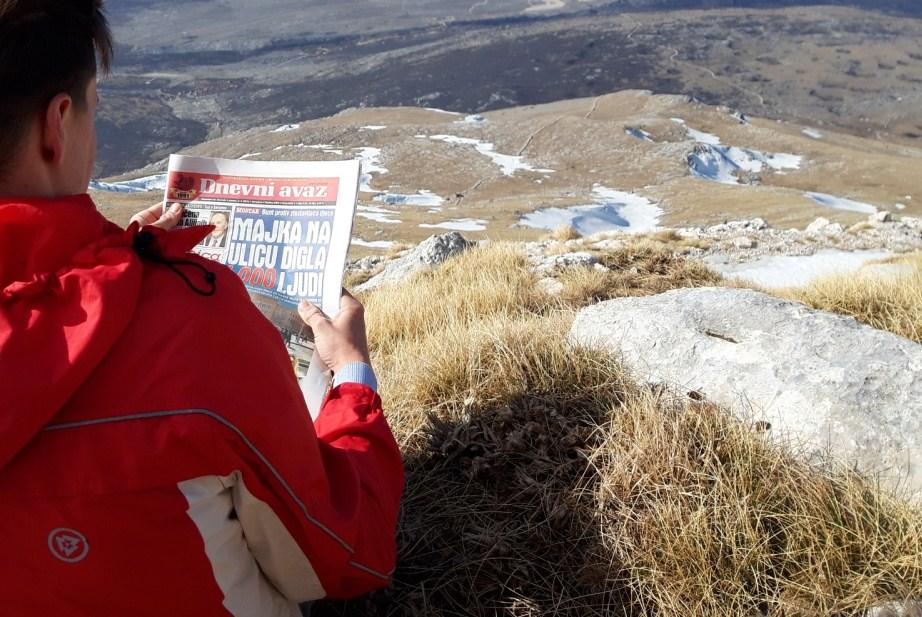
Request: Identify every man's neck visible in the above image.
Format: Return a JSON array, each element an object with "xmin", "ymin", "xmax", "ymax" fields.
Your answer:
[{"xmin": 0, "ymin": 159, "xmax": 58, "ymax": 198}]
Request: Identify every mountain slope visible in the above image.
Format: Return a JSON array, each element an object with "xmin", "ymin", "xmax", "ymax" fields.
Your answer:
[{"xmin": 92, "ymin": 90, "xmax": 922, "ymax": 252}]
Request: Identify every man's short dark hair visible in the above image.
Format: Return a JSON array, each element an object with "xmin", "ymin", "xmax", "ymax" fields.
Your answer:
[{"xmin": 0, "ymin": 0, "xmax": 113, "ymax": 174}]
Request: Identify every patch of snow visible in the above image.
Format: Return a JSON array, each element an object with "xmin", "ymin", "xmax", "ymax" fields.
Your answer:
[
  {"xmin": 805, "ymin": 192, "xmax": 878, "ymax": 215},
  {"xmin": 356, "ymin": 205, "xmax": 401, "ymax": 225},
  {"xmin": 354, "ymin": 147, "xmax": 388, "ymax": 193},
  {"xmin": 459, "ymin": 114, "xmax": 486, "ymax": 124},
  {"xmin": 896, "ymin": 203, "xmax": 907, "ymax": 211},
  {"xmin": 625, "ymin": 127, "xmax": 654, "ymax": 142},
  {"xmin": 89, "ymin": 173, "xmax": 167, "ymax": 193},
  {"xmin": 707, "ymin": 250, "xmax": 893, "ymax": 288},
  {"xmin": 689, "ymin": 144, "xmax": 802, "ymax": 185},
  {"xmin": 519, "ymin": 186, "xmax": 662, "ymax": 235},
  {"xmin": 686, "ymin": 127, "xmax": 722, "ymax": 145},
  {"xmin": 425, "ymin": 108, "xmax": 461, "ymax": 115},
  {"xmin": 524, "ymin": 0, "xmax": 565, "ymax": 12},
  {"xmin": 361, "ymin": 125, "xmax": 386, "ymax": 131},
  {"xmin": 672, "ymin": 119, "xmax": 722, "ymax": 145},
  {"xmin": 239, "ymin": 152, "xmax": 262, "ymax": 159},
  {"xmin": 730, "ymin": 110, "xmax": 748, "ymax": 124},
  {"xmin": 299, "ymin": 144, "xmax": 344, "ymax": 155},
  {"xmin": 272, "ymin": 123, "xmax": 300, "ymax": 133},
  {"xmin": 352, "ymin": 238, "xmax": 395, "ymax": 249},
  {"xmin": 802, "ymin": 128, "xmax": 824, "ymax": 139},
  {"xmin": 373, "ymin": 190, "xmax": 444, "ymax": 207},
  {"xmin": 419, "ymin": 218, "xmax": 488, "ymax": 232},
  {"xmin": 429, "ymin": 134, "xmax": 554, "ymax": 176}
]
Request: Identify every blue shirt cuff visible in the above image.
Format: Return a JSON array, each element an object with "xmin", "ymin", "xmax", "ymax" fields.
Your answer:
[{"xmin": 332, "ymin": 362, "xmax": 378, "ymax": 392}]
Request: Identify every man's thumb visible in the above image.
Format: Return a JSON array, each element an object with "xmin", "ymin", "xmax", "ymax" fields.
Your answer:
[{"xmin": 298, "ymin": 300, "xmax": 328, "ymax": 329}]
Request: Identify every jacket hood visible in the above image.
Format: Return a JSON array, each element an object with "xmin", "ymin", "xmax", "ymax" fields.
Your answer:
[{"xmin": 0, "ymin": 195, "xmax": 206, "ymax": 470}]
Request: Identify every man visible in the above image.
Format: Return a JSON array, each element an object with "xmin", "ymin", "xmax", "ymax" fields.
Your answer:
[{"xmin": 0, "ymin": 2, "xmax": 404, "ymax": 615}]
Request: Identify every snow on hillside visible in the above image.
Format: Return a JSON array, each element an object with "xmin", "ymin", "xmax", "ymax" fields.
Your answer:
[
  {"xmin": 352, "ymin": 238, "xmax": 396, "ymax": 249},
  {"xmin": 805, "ymin": 192, "xmax": 878, "ymax": 214},
  {"xmin": 708, "ymin": 249, "xmax": 893, "ymax": 288},
  {"xmin": 89, "ymin": 174, "xmax": 167, "ymax": 193},
  {"xmin": 689, "ymin": 144, "xmax": 803, "ymax": 185},
  {"xmin": 355, "ymin": 147, "xmax": 388, "ymax": 193},
  {"xmin": 357, "ymin": 204, "xmax": 401, "ymax": 224},
  {"xmin": 520, "ymin": 186, "xmax": 662, "ymax": 235},
  {"xmin": 674, "ymin": 118, "xmax": 803, "ymax": 185},
  {"xmin": 459, "ymin": 114, "xmax": 487, "ymax": 125},
  {"xmin": 374, "ymin": 190, "xmax": 444, "ymax": 207},
  {"xmin": 625, "ymin": 127, "xmax": 654, "ymax": 142},
  {"xmin": 419, "ymin": 218, "xmax": 488, "ymax": 232},
  {"xmin": 429, "ymin": 135, "xmax": 554, "ymax": 176},
  {"xmin": 802, "ymin": 128, "xmax": 824, "ymax": 139},
  {"xmin": 672, "ymin": 118, "xmax": 721, "ymax": 145}
]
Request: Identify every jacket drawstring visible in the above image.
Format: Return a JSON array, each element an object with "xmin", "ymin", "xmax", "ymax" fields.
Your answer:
[{"xmin": 132, "ymin": 230, "xmax": 217, "ymax": 297}]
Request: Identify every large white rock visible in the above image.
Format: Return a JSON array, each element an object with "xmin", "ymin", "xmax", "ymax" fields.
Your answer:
[
  {"xmin": 568, "ymin": 287, "xmax": 922, "ymax": 494},
  {"xmin": 356, "ymin": 232, "xmax": 471, "ymax": 292}
]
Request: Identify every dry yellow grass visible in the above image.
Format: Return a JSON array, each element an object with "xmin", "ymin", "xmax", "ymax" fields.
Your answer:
[
  {"xmin": 595, "ymin": 394, "xmax": 922, "ymax": 617},
  {"xmin": 787, "ymin": 253, "xmax": 922, "ymax": 343},
  {"xmin": 637, "ymin": 229, "xmax": 715, "ymax": 251},
  {"xmin": 557, "ymin": 241, "xmax": 722, "ymax": 308},
  {"xmin": 318, "ymin": 243, "xmax": 922, "ymax": 617},
  {"xmin": 343, "ymin": 266, "xmax": 380, "ymax": 289},
  {"xmin": 544, "ymin": 225, "xmax": 582, "ymax": 242},
  {"xmin": 361, "ymin": 244, "xmax": 549, "ymax": 355}
]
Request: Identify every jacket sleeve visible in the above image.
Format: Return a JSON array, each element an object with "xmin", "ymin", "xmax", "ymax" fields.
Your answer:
[
  {"xmin": 225, "ymin": 378, "xmax": 404, "ymax": 603},
  {"xmin": 311, "ymin": 382, "xmax": 405, "ymax": 593}
]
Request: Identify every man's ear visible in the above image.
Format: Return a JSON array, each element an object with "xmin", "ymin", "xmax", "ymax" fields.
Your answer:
[{"xmin": 40, "ymin": 93, "xmax": 73, "ymax": 165}]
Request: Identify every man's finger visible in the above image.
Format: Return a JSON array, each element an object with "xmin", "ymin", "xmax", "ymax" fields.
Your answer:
[
  {"xmin": 129, "ymin": 203, "xmax": 163, "ymax": 227},
  {"xmin": 339, "ymin": 289, "xmax": 363, "ymax": 311},
  {"xmin": 298, "ymin": 300, "xmax": 329, "ymax": 329},
  {"xmin": 151, "ymin": 203, "xmax": 184, "ymax": 230}
]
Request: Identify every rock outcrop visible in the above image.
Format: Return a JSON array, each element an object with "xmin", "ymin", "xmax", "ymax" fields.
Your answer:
[
  {"xmin": 568, "ymin": 287, "xmax": 922, "ymax": 494},
  {"xmin": 355, "ymin": 232, "xmax": 471, "ymax": 292}
]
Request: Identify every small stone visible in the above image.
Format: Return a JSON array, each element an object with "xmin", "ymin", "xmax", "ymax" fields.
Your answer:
[
  {"xmin": 870, "ymin": 210, "xmax": 892, "ymax": 224},
  {"xmin": 535, "ymin": 251, "xmax": 599, "ymax": 274},
  {"xmin": 537, "ymin": 277, "xmax": 564, "ymax": 296},
  {"xmin": 806, "ymin": 217, "xmax": 831, "ymax": 234},
  {"xmin": 732, "ymin": 236, "xmax": 755, "ymax": 249},
  {"xmin": 591, "ymin": 239, "xmax": 625, "ymax": 251}
]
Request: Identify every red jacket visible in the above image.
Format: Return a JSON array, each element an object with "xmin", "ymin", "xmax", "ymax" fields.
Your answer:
[{"xmin": 0, "ymin": 195, "xmax": 404, "ymax": 616}]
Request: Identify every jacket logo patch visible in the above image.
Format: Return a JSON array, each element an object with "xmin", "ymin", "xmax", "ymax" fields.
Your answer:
[{"xmin": 48, "ymin": 528, "xmax": 89, "ymax": 563}]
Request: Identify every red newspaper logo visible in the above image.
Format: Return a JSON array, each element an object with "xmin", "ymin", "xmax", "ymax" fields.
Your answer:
[{"xmin": 167, "ymin": 172, "xmax": 339, "ymax": 204}]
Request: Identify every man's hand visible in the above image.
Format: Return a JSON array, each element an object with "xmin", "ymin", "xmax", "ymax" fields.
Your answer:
[
  {"xmin": 297, "ymin": 290, "xmax": 371, "ymax": 373},
  {"xmin": 130, "ymin": 202, "xmax": 184, "ymax": 230}
]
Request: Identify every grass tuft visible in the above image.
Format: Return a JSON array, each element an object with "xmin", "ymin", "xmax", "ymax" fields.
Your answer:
[
  {"xmin": 545, "ymin": 225, "xmax": 582, "ymax": 242},
  {"xmin": 787, "ymin": 253, "xmax": 922, "ymax": 343},
  {"xmin": 558, "ymin": 242, "xmax": 722, "ymax": 307}
]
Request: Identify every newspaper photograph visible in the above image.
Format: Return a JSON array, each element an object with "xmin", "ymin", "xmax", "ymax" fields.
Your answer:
[{"xmin": 164, "ymin": 154, "xmax": 361, "ymax": 417}]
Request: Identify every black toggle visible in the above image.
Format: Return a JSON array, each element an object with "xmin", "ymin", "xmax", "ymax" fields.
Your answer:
[{"xmin": 132, "ymin": 230, "xmax": 217, "ymax": 297}]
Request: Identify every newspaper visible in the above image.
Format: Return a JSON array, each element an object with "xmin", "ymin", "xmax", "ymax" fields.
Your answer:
[{"xmin": 163, "ymin": 154, "xmax": 361, "ymax": 418}]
